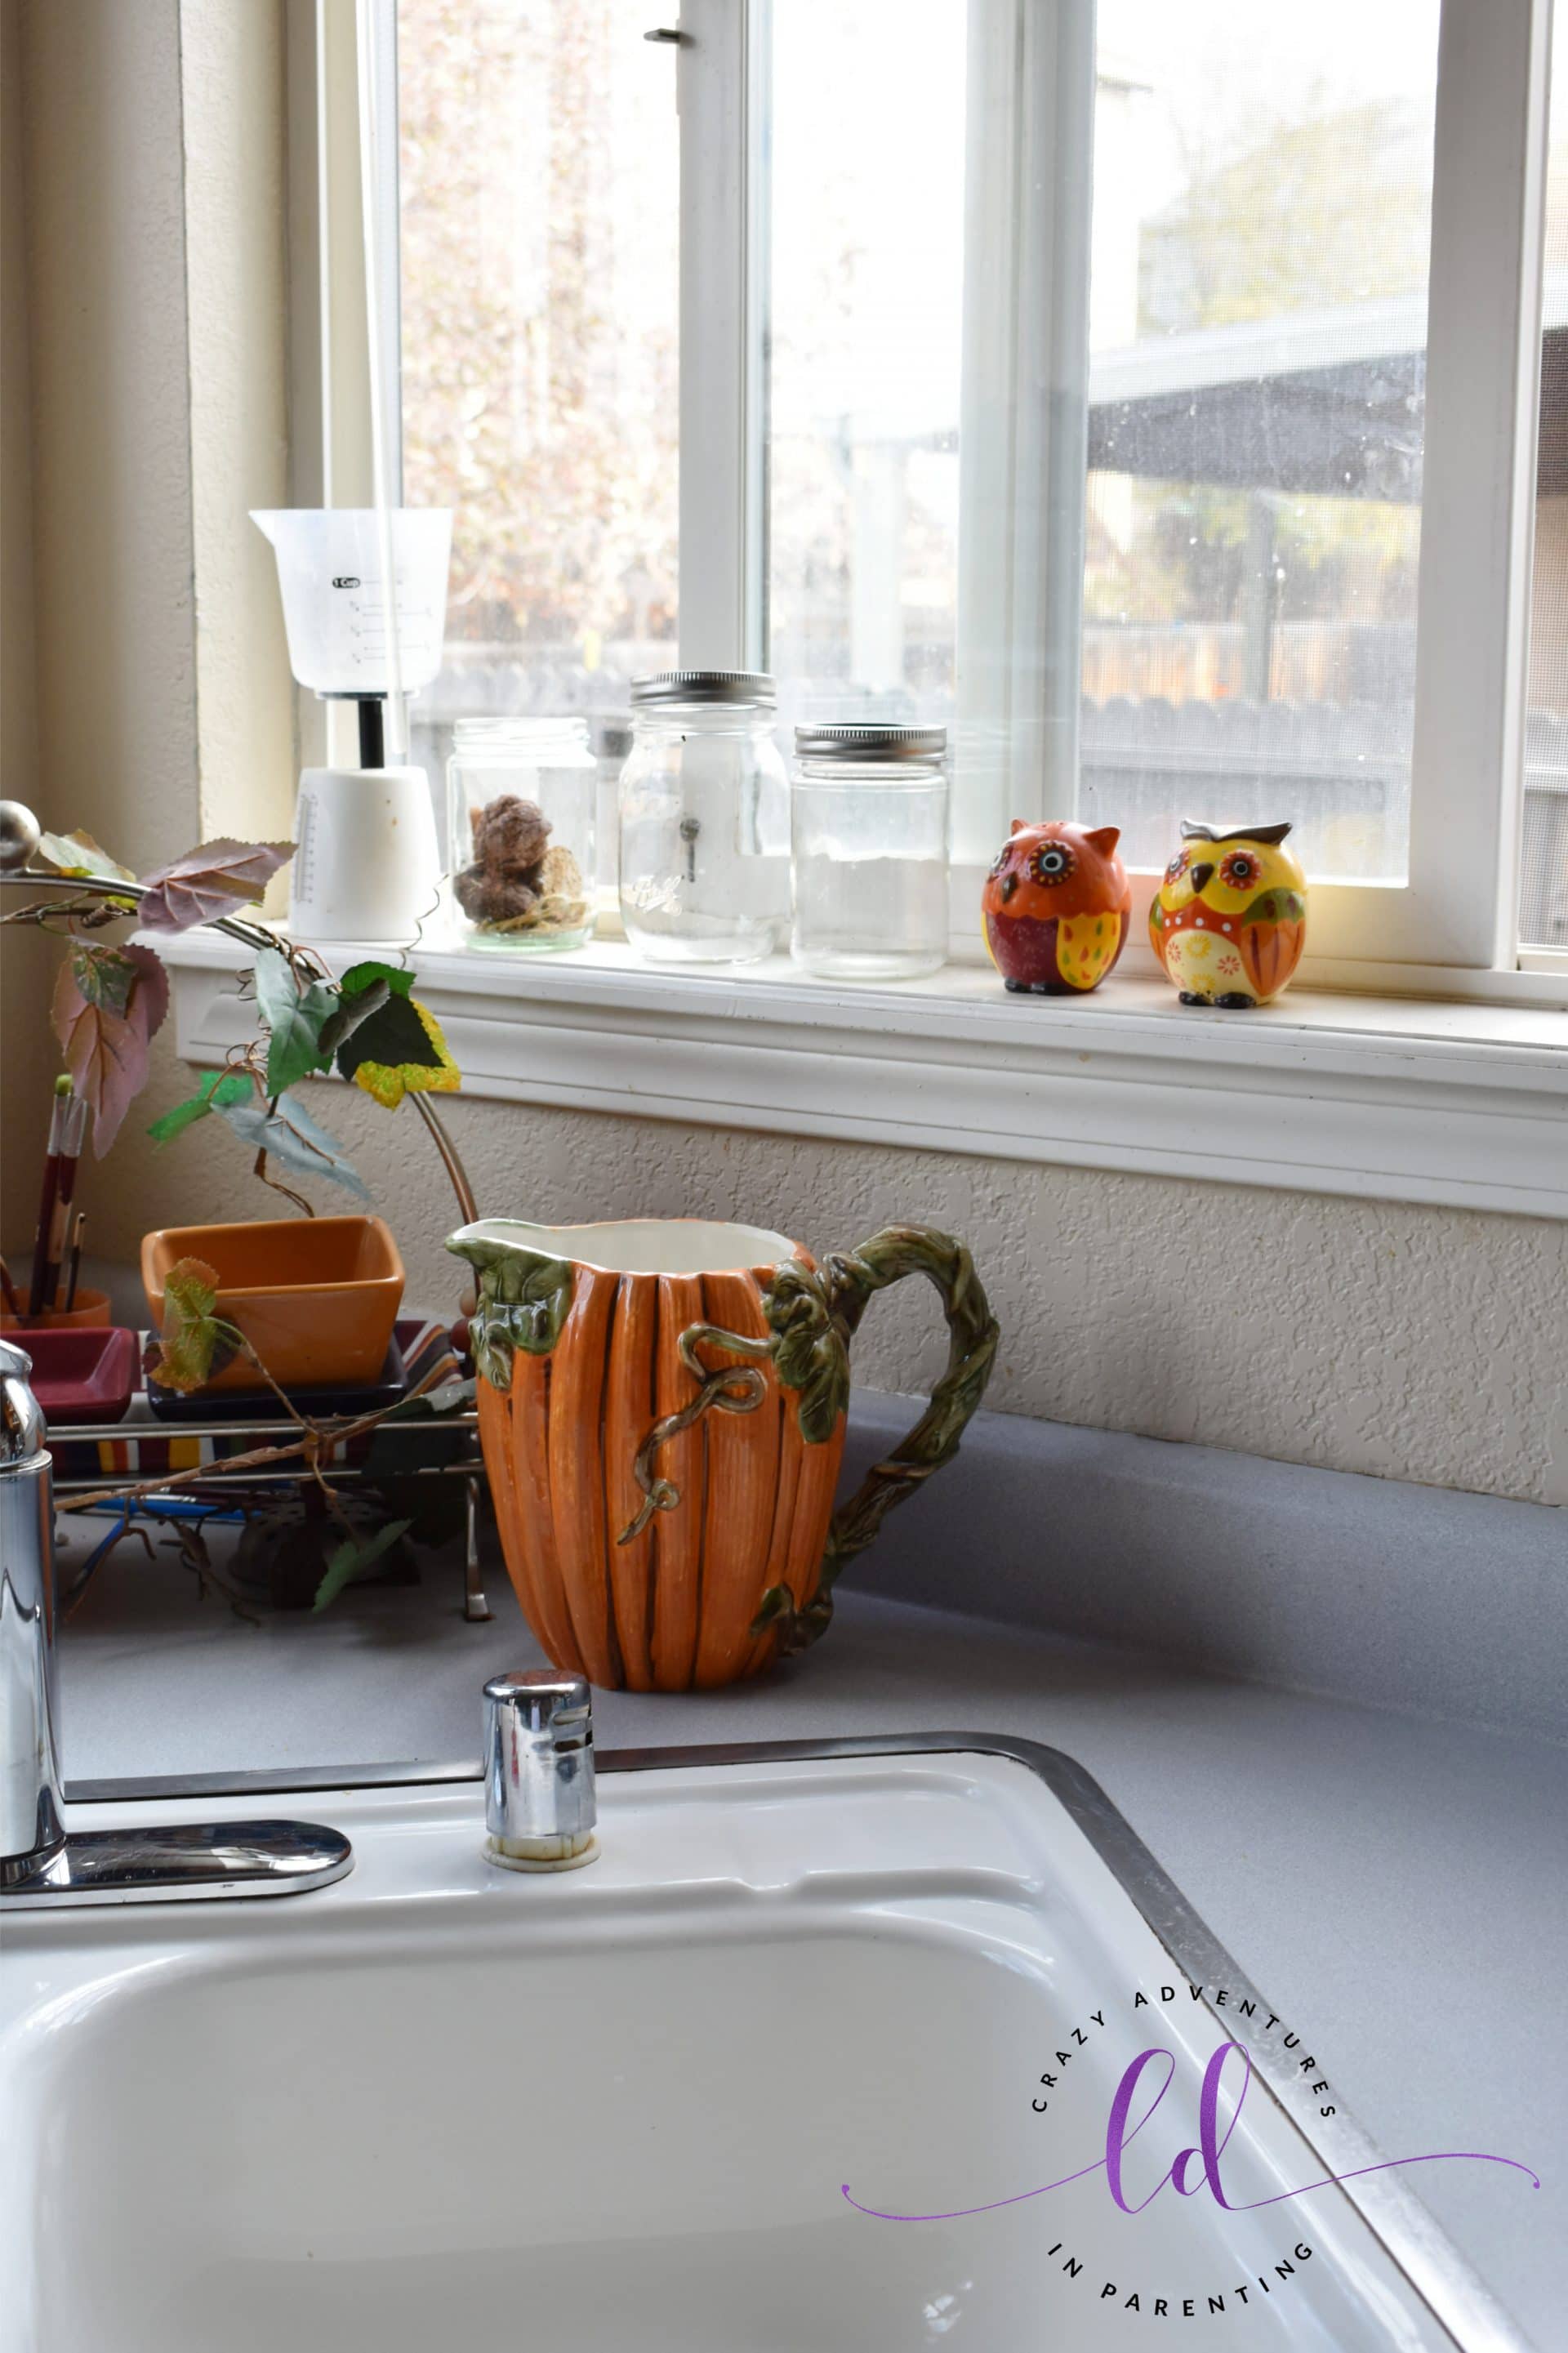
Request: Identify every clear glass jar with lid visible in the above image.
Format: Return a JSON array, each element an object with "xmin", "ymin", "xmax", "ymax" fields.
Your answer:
[
  {"xmin": 447, "ymin": 716, "xmax": 597, "ymax": 952},
  {"xmin": 790, "ymin": 724, "xmax": 950, "ymax": 979},
  {"xmin": 618, "ymin": 671, "xmax": 790, "ymax": 964}
]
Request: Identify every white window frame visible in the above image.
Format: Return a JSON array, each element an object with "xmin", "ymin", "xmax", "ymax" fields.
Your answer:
[
  {"xmin": 152, "ymin": 0, "xmax": 1568, "ymax": 1221},
  {"xmin": 673, "ymin": 0, "xmax": 1558, "ymax": 988},
  {"xmin": 275, "ymin": 0, "xmax": 1568, "ymax": 1031}
]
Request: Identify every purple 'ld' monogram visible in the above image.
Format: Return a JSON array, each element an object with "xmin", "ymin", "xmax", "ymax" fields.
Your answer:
[{"xmin": 842, "ymin": 2039, "xmax": 1539, "ymax": 2225}]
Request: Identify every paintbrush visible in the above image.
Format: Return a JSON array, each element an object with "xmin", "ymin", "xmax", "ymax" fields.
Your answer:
[
  {"xmin": 27, "ymin": 1076, "xmax": 88, "ymax": 1317},
  {"xmin": 0, "ymin": 1254, "xmax": 22, "ymax": 1320},
  {"xmin": 62, "ymin": 1210, "xmax": 87, "ymax": 1314}
]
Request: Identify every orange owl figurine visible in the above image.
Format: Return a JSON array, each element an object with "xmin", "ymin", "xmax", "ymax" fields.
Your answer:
[
  {"xmin": 982, "ymin": 820, "xmax": 1132, "ymax": 995},
  {"xmin": 1149, "ymin": 819, "xmax": 1307, "ymax": 1007}
]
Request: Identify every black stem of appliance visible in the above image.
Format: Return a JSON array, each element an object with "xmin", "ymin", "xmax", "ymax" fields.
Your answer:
[{"xmin": 357, "ymin": 697, "xmax": 386, "ymax": 770}]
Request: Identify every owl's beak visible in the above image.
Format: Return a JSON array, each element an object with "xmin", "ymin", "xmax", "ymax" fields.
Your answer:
[
  {"xmin": 1187, "ymin": 860, "xmax": 1214, "ymax": 893},
  {"xmin": 1000, "ymin": 871, "xmax": 1018, "ymax": 902}
]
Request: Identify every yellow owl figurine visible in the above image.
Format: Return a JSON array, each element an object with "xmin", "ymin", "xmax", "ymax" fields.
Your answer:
[{"xmin": 1149, "ymin": 820, "xmax": 1307, "ymax": 1007}]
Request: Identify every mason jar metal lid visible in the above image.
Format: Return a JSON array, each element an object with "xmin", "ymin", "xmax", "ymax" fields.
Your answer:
[
  {"xmin": 793, "ymin": 723, "xmax": 947, "ymax": 761},
  {"xmin": 630, "ymin": 670, "xmax": 777, "ymax": 709}
]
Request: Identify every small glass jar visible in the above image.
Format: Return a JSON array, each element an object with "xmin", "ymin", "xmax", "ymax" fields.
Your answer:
[
  {"xmin": 790, "ymin": 724, "xmax": 950, "ymax": 979},
  {"xmin": 448, "ymin": 717, "xmax": 596, "ymax": 953},
  {"xmin": 618, "ymin": 672, "xmax": 790, "ymax": 964}
]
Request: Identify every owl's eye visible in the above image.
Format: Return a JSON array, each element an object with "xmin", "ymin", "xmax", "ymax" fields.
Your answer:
[
  {"xmin": 988, "ymin": 847, "xmax": 1010, "ymax": 878},
  {"xmin": 1165, "ymin": 852, "xmax": 1187, "ymax": 883},
  {"xmin": 1031, "ymin": 842, "xmax": 1075, "ymax": 885},
  {"xmin": 1220, "ymin": 851, "xmax": 1259, "ymax": 889}
]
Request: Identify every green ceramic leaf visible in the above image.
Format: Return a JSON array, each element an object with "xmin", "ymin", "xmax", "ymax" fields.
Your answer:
[
  {"xmin": 761, "ymin": 1260, "xmax": 851, "ymax": 1444},
  {"xmin": 255, "ymin": 946, "xmax": 338, "ymax": 1096},
  {"xmin": 313, "ymin": 1518, "xmax": 413, "ymax": 1612},
  {"xmin": 446, "ymin": 1227, "xmax": 575, "ymax": 1391}
]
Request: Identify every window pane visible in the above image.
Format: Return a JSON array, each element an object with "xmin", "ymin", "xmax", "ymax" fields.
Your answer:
[
  {"xmin": 398, "ymin": 0, "xmax": 679, "ymax": 776},
  {"xmin": 1522, "ymin": 42, "xmax": 1568, "ymax": 952},
  {"xmin": 1084, "ymin": 1, "xmax": 1439, "ymax": 880},
  {"xmin": 766, "ymin": 1, "xmax": 966, "ymax": 746}
]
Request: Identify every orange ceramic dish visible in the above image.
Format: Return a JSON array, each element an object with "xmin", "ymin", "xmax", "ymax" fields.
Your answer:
[
  {"xmin": 140, "ymin": 1215, "xmax": 404, "ymax": 1394},
  {"xmin": 0, "ymin": 1287, "xmax": 114, "ymax": 1333}
]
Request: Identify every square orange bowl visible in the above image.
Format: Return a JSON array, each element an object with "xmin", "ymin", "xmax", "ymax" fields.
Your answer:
[{"xmin": 140, "ymin": 1215, "xmax": 405, "ymax": 1395}]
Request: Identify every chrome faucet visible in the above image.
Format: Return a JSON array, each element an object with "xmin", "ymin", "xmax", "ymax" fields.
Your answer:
[
  {"xmin": 482, "ymin": 1668, "xmax": 598, "ymax": 1869},
  {"xmin": 0, "ymin": 1338, "xmax": 352, "ymax": 1908},
  {"xmin": 0, "ymin": 1339, "xmax": 65, "ymax": 1870}
]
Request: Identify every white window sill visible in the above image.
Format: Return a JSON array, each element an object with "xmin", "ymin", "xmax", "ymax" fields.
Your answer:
[{"xmin": 150, "ymin": 928, "xmax": 1568, "ymax": 1219}]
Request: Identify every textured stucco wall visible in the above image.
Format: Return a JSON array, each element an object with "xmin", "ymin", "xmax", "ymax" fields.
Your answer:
[
  {"xmin": 2, "ymin": 0, "xmax": 200, "ymax": 1251},
  {"xmin": 2, "ymin": 0, "xmax": 294, "ymax": 1254},
  {"xmin": 180, "ymin": 0, "xmax": 296, "ymax": 852},
  {"xmin": 81, "ymin": 1052, "xmax": 1567, "ymax": 1507}
]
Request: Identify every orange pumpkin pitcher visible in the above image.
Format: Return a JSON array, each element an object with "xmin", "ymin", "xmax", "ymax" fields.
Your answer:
[{"xmin": 448, "ymin": 1217, "xmax": 999, "ymax": 1691}]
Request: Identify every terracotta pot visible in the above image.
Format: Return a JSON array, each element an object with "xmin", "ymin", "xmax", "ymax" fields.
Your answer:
[
  {"xmin": 140, "ymin": 1215, "xmax": 404, "ymax": 1393},
  {"xmin": 448, "ymin": 1217, "xmax": 999, "ymax": 1691},
  {"xmin": 0, "ymin": 1287, "xmax": 113, "ymax": 1332}
]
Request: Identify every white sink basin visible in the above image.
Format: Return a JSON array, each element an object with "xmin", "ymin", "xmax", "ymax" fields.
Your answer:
[{"xmin": 0, "ymin": 1737, "xmax": 1526, "ymax": 2351}]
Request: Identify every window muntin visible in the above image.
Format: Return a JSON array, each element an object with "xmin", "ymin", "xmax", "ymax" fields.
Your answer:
[
  {"xmin": 764, "ymin": 0, "xmax": 968, "ymax": 753},
  {"xmin": 1522, "ymin": 25, "xmax": 1568, "ymax": 954}
]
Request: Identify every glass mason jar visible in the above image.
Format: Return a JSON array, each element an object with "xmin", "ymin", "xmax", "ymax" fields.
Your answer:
[
  {"xmin": 790, "ymin": 724, "xmax": 950, "ymax": 979},
  {"xmin": 448, "ymin": 716, "xmax": 597, "ymax": 953},
  {"xmin": 618, "ymin": 672, "xmax": 790, "ymax": 964}
]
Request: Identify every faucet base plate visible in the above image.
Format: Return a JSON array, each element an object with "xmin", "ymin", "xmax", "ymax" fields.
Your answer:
[
  {"xmin": 1, "ymin": 1819, "xmax": 352, "ymax": 1908},
  {"xmin": 483, "ymin": 1828, "xmax": 599, "ymax": 1873}
]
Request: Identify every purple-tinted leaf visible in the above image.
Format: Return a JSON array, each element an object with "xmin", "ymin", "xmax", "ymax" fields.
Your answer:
[
  {"xmin": 52, "ymin": 941, "xmax": 170, "ymax": 1156},
  {"xmin": 137, "ymin": 838, "xmax": 293, "ymax": 933},
  {"xmin": 69, "ymin": 943, "xmax": 136, "ymax": 1016}
]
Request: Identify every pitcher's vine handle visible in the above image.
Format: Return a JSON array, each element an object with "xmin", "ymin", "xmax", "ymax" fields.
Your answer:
[{"xmin": 754, "ymin": 1225, "xmax": 999, "ymax": 1655}]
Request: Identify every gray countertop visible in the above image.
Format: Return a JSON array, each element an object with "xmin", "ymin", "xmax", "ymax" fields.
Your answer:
[{"xmin": 59, "ymin": 1534, "xmax": 1566, "ymax": 2349}]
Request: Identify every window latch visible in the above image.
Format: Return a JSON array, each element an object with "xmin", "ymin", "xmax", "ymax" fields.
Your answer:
[{"xmin": 644, "ymin": 25, "xmax": 691, "ymax": 44}]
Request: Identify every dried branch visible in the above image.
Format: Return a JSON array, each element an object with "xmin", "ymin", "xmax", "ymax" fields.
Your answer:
[{"xmin": 56, "ymin": 1357, "xmax": 455, "ymax": 1516}]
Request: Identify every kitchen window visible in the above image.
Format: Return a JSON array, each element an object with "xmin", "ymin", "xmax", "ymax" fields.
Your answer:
[{"xmin": 375, "ymin": 0, "xmax": 1558, "ymax": 994}]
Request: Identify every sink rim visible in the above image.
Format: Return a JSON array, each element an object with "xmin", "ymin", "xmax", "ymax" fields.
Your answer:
[{"xmin": 62, "ymin": 1729, "xmax": 1530, "ymax": 2353}]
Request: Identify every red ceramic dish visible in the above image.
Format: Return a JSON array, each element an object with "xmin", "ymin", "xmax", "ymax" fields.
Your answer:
[{"xmin": 20, "ymin": 1326, "xmax": 139, "ymax": 1427}]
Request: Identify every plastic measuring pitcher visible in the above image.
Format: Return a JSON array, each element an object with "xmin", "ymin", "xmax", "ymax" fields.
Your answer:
[{"xmin": 252, "ymin": 509, "xmax": 452, "ymax": 696}]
